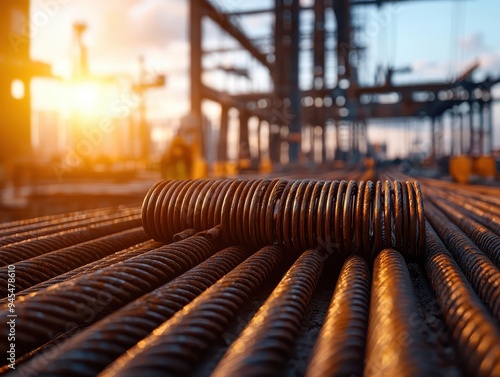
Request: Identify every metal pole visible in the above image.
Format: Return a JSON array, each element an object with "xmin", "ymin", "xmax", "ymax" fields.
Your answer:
[
  {"xmin": 459, "ymin": 111, "xmax": 464, "ymax": 155},
  {"xmin": 218, "ymin": 105, "xmax": 229, "ymax": 162},
  {"xmin": 488, "ymin": 103, "xmax": 494, "ymax": 154},
  {"xmin": 469, "ymin": 102, "xmax": 474, "ymax": 155},
  {"xmin": 190, "ymin": 0, "xmax": 204, "ymax": 159},
  {"xmin": 479, "ymin": 103, "xmax": 484, "ymax": 155},
  {"xmin": 431, "ymin": 117, "xmax": 436, "ymax": 163},
  {"xmin": 288, "ymin": 0, "xmax": 301, "ymax": 164}
]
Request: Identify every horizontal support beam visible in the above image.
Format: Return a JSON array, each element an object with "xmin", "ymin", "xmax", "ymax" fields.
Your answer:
[
  {"xmin": 224, "ymin": 0, "xmax": 469, "ymax": 16},
  {"xmin": 201, "ymin": 85, "xmax": 276, "ymax": 121},
  {"xmin": 202, "ymin": 0, "xmax": 272, "ymax": 70}
]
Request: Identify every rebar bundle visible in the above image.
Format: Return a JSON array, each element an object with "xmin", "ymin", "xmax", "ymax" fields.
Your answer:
[
  {"xmin": 1, "ymin": 175, "xmax": 499, "ymax": 377},
  {"xmin": 142, "ymin": 178, "xmax": 425, "ymax": 260}
]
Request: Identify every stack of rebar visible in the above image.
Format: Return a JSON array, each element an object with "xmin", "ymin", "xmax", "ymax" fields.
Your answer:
[{"xmin": 0, "ymin": 175, "xmax": 499, "ymax": 377}]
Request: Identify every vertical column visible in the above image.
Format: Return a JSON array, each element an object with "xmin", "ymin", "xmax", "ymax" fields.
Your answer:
[
  {"xmin": 450, "ymin": 109, "xmax": 457, "ymax": 156},
  {"xmin": 239, "ymin": 110, "xmax": 250, "ymax": 165},
  {"xmin": 218, "ymin": 104, "xmax": 229, "ymax": 162},
  {"xmin": 321, "ymin": 125, "xmax": 327, "ymax": 163},
  {"xmin": 334, "ymin": 120, "xmax": 341, "ymax": 160},
  {"xmin": 313, "ymin": 0, "xmax": 326, "ymax": 90},
  {"xmin": 288, "ymin": 0, "xmax": 301, "ymax": 164},
  {"xmin": 256, "ymin": 119, "xmax": 262, "ymax": 161},
  {"xmin": 487, "ymin": 103, "xmax": 494, "ymax": 154},
  {"xmin": 468, "ymin": 102, "xmax": 474, "ymax": 155},
  {"xmin": 479, "ymin": 103, "xmax": 484, "ymax": 155},
  {"xmin": 190, "ymin": 0, "xmax": 203, "ymax": 155},
  {"xmin": 459, "ymin": 111, "xmax": 464, "ymax": 155},
  {"xmin": 274, "ymin": 0, "xmax": 301, "ymax": 165},
  {"xmin": 430, "ymin": 117, "xmax": 436, "ymax": 163},
  {"xmin": 269, "ymin": 125, "xmax": 281, "ymax": 163},
  {"xmin": 333, "ymin": 0, "xmax": 352, "ymax": 83}
]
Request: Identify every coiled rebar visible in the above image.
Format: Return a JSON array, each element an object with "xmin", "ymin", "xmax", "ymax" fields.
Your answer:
[{"xmin": 142, "ymin": 178, "xmax": 425, "ymax": 260}]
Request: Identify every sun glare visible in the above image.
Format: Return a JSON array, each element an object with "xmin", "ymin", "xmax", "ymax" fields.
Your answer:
[{"xmin": 72, "ymin": 81, "xmax": 102, "ymax": 115}]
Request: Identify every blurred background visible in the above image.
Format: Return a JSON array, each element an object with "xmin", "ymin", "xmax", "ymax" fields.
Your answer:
[{"xmin": 1, "ymin": 0, "xmax": 499, "ymax": 220}]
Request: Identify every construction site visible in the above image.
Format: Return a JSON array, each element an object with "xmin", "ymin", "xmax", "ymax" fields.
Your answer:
[{"xmin": 0, "ymin": 0, "xmax": 500, "ymax": 376}]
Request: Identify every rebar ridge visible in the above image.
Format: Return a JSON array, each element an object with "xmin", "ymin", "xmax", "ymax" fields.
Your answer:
[
  {"xmin": 12, "ymin": 246, "xmax": 252, "ymax": 377},
  {"xmin": 425, "ymin": 223, "xmax": 500, "ymax": 377},
  {"xmin": 364, "ymin": 248, "xmax": 438, "ymax": 377},
  {"xmin": 99, "ymin": 245, "xmax": 287, "ymax": 377},
  {"xmin": 0, "ymin": 231, "xmax": 222, "ymax": 359},
  {"xmin": 305, "ymin": 254, "xmax": 371, "ymax": 377},
  {"xmin": 211, "ymin": 249, "xmax": 324, "ymax": 377},
  {"xmin": 142, "ymin": 178, "xmax": 426, "ymax": 260}
]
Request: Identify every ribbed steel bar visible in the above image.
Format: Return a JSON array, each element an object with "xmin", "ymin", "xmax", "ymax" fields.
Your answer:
[
  {"xmin": 430, "ymin": 186, "xmax": 500, "ymax": 218},
  {"xmin": 0, "ymin": 240, "xmax": 161, "ymax": 302},
  {"xmin": 211, "ymin": 249, "xmax": 323, "ymax": 377},
  {"xmin": 425, "ymin": 201, "xmax": 500, "ymax": 321},
  {"xmin": 364, "ymin": 248, "xmax": 438, "ymax": 377},
  {"xmin": 99, "ymin": 245, "xmax": 287, "ymax": 377},
  {"xmin": 0, "ymin": 214, "xmax": 143, "ymax": 266},
  {"xmin": 429, "ymin": 196, "xmax": 500, "ymax": 268},
  {"xmin": 0, "ymin": 227, "xmax": 150, "ymax": 297},
  {"xmin": 12, "ymin": 246, "xmax": 252, "ymax": 377},
  {"xmin": 305, "ymin": 255, "xmax": 371, "ymax": 377},
  {"xmin": 0, "ymin": 207, "xmax": 141, "ymax": 247},
  {"xmin": 0, "ymin": 232, "xmax": 222, "ymax": 359},
  {"xmin": 425, "ymin": 223, "xmax": 500, "ymax": 376},
  {"xmin": 0, "ymin": 206, "xmax": 132, "ymax": 233},
  {"xmin": 425, "ymin": 187, "xmax": 500, "ymax": 236}
]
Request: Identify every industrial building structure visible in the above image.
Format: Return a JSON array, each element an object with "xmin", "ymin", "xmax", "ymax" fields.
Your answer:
[
  {"xmin": 0, "ymin": 0, "xmax": 52, "ymax": 164},
  {"xmin": 189, "ymin": 0, "xmax": 498, "ymax": 168}
]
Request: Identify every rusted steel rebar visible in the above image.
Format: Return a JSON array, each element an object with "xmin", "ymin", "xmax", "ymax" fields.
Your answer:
[
  {"xmin": 142, "ymin": 178, "xmax": 425, "ymax": 261},
  {"xmin": 0, "ymin": 227, "xmax": 150, "ymax": 297},
  {"xmin": 99, "ymin": 245, "xmax": 287, "ymax": 377},
  {"xmin": 425, "ymin": 223, "xmax": 500, "ymax": 377},
  {"xmin": 0, "ymin": 214, "xmax": 143, "ymax": 266},
  {"xmin": 0, "ymin": 240, "xmax": 162, "ymax": 302},
  {"xmin": 0, "ymin": 206, "xmax": 133, "ymax": 234},
  {"xmin": 211, "ymin": 249, "xmax": 324, "ymax": 377},
  {"xmin": 364, "ymin": 249, "xmax": 438, "ymax": 377},
  {"xmin": 0, "ymin": 208, "xmax": 141, "ymax": 247},
  {"xmin": 12, "ymin": 246, "xmax": 252, "ymax": 377},
  {"xmin": 429, "ymin": 196, "xmax": 500, "ymax": 268},
  {"xmin": 0, "ymin": 231, "xmax": 222, "ymax": 359},
  {"xmin": 305, "ymin": 255, "xmax": 371, "ymax": 377},
  {"xmin": 425, "ymin": 201, "xmax": 500, "ymax": 321}
]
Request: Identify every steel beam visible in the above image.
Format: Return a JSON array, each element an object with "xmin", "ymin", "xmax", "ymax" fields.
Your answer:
[{"xmin": 201, "ymin": 0, "xmax": 271, "ymax": 70}]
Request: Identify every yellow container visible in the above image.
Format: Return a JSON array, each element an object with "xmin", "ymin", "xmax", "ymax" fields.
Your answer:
[
  {"xmin": 259, "ymin": 158, "xmax": 273, "ymax": 174},
  {"xmin": 226, "ymin": 161, "xmax": 239, "ymax": 176},
  {"xmin": 449, "ymin": 155, "xmax": 473, "ymax": 184},
  {"xmin": 364, "ymin": 157, "xmax": 376, "ymax": 169},
  {"xmin": 473, "ymin": 155, "xmax": 497, "ymax": 179},
  {"xmin": 212, "ymin": 161, "xmax": 227, "ymax": 177},
  {"xmin": 192, "ymin": 158, "xmax": 208, "ymax": 179}
]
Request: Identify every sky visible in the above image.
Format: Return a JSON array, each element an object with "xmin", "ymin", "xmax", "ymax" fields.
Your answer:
[{"xmin": 29, "ymin": 0, "xmax": 500, "ymax": 157}]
